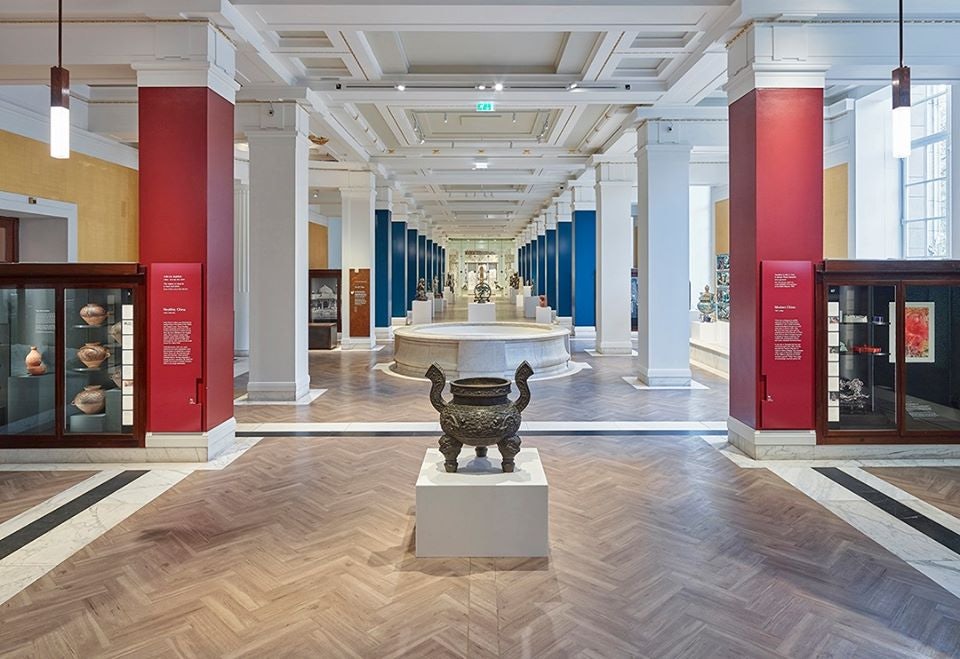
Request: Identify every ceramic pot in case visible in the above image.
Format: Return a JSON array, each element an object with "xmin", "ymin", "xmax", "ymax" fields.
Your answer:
[
  {"xmin": 79, "ymin": 302, "xmax": 108, "ymax": 326},
  {"xmin": 77, "ymin": 342, "xmax": 109, "ymax": 368},
  {"xmin": 72, "ymin": 385, "xmax": 106, "ymax": 415},
  {"xmin": 25, "ymin": 346, "xmax": 47, "ymax": 375}
]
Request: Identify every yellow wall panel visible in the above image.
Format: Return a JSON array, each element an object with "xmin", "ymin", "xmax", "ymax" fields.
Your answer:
[
  {"xmin": 309, "ymin": 222, "xmax": 329, "ymax": 269},
  {"xmin": 0, "ymin": 129, "xmax": 138, "ymax": 262},
  {"xmin": 714, "ymin": 198, "xmax": 730, "ymax": 254},
  {"xmin": 823, "ymin": 163, "xmax": 849, "ymax": 258}
]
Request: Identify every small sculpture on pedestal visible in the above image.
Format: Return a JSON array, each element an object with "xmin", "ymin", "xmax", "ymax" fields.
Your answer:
[
  {"xmin": 433, "ymin": 276, "xmax": 442, "ymax": 298},
  {"xmin": 696, "ymin": 285, "xmax": 716, "ymax": 323},
  {"xmin": 509, "ymin": 272, "xmax": 521, "ymax": 290},
  {"xmin": 415, "ymin": 278, "xmax": 428, "ymax": 302},
  {"xmin": 445, "ymin": 272, "xmax": 455, "ymax": 292},
  {"xmin": 474, "ymin": 266, "xmax": 492, "ymax": 303},
  {"xmin": 538, "ymin": 295, "xmax": 547, "ymax": 308}
]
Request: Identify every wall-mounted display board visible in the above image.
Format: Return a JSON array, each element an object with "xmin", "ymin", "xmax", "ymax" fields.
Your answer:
[
  {"xmin": 0, "ymin": 263, "xmax": 145, "ymax": 448},
  {"xmin": 816, "ymin": 260, "xmax": 960, "ymax": 445},
  {"xmin": 349, "ymin": 268, "xmax": 370, "ymax": 338}
]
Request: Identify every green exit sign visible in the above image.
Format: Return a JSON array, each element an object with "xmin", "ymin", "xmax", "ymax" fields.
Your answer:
[{"xmin": 475, "ymin": 102, "xmax": 495, "ymax": 112}]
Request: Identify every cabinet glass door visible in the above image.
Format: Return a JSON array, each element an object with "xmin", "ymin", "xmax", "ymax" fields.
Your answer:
[
  {"xmin": 0, "ymin": 287, "xmax": 56, "ymax": 435},
  {"xmin": 825, "ymin": 284, "xmax": 897, "ymax": 431},
  {"xmin": 903, "ymin": 285, "xmax": 960, "ymax": 432},
  {"xmin": 63, "ymin": 288, "xmax": 135, "ymax": 435}
]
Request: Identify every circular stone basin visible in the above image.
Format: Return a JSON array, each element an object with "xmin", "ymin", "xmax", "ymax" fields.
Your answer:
[{"xmin": 392, "ymin": 322, "xmax": 572, "ymax": 380}]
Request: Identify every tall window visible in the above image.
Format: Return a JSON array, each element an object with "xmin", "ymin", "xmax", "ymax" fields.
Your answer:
[{"xmin": 902, "ymin": 84, "xmax": 951, "ymax": 258}]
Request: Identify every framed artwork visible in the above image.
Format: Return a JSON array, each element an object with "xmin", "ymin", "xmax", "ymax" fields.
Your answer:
[{"xmin": 904, "ymin": 302, "xmax": 935, "ymax": 363}]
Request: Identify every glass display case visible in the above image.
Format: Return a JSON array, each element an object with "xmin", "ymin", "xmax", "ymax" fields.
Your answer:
[
  {"xmin": 817, "ymin": 260, "xmax": 960, "ymax": 444},
  {"xmin": 0, "ymin": 264, "xmax": 144, "ymax": 447},
  {"xmin": 309, "ymin": 269, "xmax": 341, "ymax": 331}
]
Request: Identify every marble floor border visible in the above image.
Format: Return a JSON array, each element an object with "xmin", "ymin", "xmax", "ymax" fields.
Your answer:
[
  {"xmin": 0, "ymin": 469, "xmax": 191, "ymax": 606},
  {"xmin": 371, "ymin": 360, "xmax": 591, "ymax": 382},
  {"xmin": 236, "ymin": 421, "xmax": 727, "ymax": 436},
  {"xmin": 701, "ymin": 435, "xmax": 960, "ymax": 599},
  {"xmin": 621, "ymin": 377, "xmax": 709, "ymax": 391},
  {"xmin": 584, "ymin": 349, "xmax": 638, "ymax": 357},
  {"xmin": 233, "ymin": 389, "xmax": 327, "ymax": 406}
]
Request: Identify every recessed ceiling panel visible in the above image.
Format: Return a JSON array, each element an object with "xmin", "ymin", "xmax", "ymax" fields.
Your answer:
[
  {"xmin": 414, "ymin": 109, "xmax": 554, "ymax": 141},
  {"xmin": 393, "ymin": 31, "xmax": 566, "ymax": 74}
]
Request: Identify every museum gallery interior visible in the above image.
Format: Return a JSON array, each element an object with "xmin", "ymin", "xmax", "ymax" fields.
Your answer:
[{"xmin": 1, "ymin": 0, "xmax": 960, "ymax": 656}]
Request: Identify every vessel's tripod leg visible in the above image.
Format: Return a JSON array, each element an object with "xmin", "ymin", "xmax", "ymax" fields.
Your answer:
[
  {"xmin": 439, "ymin": 435, "xmax": 463, "ymax": 473},
  {"xmin": 497, "ymin": 435, "xmax": 521, "ymax": 473}
]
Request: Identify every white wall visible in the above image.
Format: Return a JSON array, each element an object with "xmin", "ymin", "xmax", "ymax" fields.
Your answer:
[
  {"xmin": 18, "ymin": 216, "xmax": 68, "ymax": 261},
  {"xmin": 689, "ymin": 185, "xmax": 712, "ymax": 310},
  {"xmin": 853, "ymin": 87, "xmax": 902, "ymax": 259},
  {"xmin": 327, "ymin": 217, "xmax": 342, "ymax": 268}
]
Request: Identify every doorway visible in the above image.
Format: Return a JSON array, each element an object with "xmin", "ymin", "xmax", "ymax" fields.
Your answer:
[{"xmin": 0, "ymin": 217, "xmax": 18, "ymax": 262}]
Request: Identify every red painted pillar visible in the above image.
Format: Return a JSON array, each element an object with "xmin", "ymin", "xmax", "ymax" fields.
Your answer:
[
  {"xmin": 728, "ymin": 88, "xmax": 823, "ymax": 450},
  {"xmin": 138, "ymin": 86, "xmax": 235, "ymax": 448}
]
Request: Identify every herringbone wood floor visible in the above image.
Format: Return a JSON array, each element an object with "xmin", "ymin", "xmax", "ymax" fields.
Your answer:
[
  {"xmin": 234, "ymin": 298, "xmax": 729, "ymax": 424},
  {"xmin": 0, "ymin": 471, "xmax": 94, "ymax": 524},
  {"xmin": 866, "ymin": 467, "xmax": 960, "ymax": 518},
  {"xmin": 1, "ymin": 435, "xmax": 957, "ymax": 657}
]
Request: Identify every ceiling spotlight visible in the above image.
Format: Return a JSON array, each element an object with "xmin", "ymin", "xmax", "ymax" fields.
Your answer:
[
  {"xmin": 419, "ymin": 137, "xmax": 425, "ymax": 144},
  {"xmin": 477, "ymin": 84, "xmax": 487, "ymax": 91},
  {"xmin": 473, "ymin": 160, "xmax": 489, "ymax": 170},
  {"xmin": 443, "ymin": 113, "xmax": 448, "ymax": 124},
  {"xmin": 494, "ymin": 82, "xmax": 504, "ymax": 92},
  {"xmin": 512, "ymin": 112, "xmax": 517, "ymax": 123},
  {"xmin": 395, "ymin": 84, "xmax": 406, "ymax": 91},
  {"xmin": 567, "ymin": 82, "xmax": 581, "ymax": 91}
]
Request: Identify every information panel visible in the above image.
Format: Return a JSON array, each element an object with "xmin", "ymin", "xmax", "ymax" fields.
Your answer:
[
  {"xmin": 760, "ymin": 260, "xmax": 814, "ymax": 429},
  {"xmin": 148, "ymin": 263, "xmax": 202, "ymax": 432},
  {"xmin": 349, "ymin": 268, "xmax": 371, "ymax": 338}
]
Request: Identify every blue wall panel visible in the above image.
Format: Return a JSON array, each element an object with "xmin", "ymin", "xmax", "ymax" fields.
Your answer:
[
  {"xmin": 417, "ymin": 234, "xmax": 427, "ymax": 289},
  {"xmin": 573, "ymin": 210, "xmax": 596, "ymax": 327},
  {"xmin": 391, "ymin": 220, "xmax": 407, "ymax": 320},
  {"xmin": 557, "ymin": 221, "xmax": 573, "ymax": 317},
  {"xmin": 536, "ymin": 235, "xmax": 546, "ymax": 296},
  {"xmin": 546, "ymin": 228, "xmax": 557, "ymax": 308},
  {"xmin": 374, "ymin": 209, "xmax": 391, "ymax": 327},
  {"xmin": 407, "ymin": 229, "xmax": 418, "ymax": 311}
]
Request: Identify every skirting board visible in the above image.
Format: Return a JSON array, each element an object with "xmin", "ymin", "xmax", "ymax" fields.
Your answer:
[{"xmin": 234, "ymin": 389, "xmax": 327, "ymax": 406}]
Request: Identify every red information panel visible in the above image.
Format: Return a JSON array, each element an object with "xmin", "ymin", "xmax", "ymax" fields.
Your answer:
[
  {"xmin": 760, "ymin": 260, "xmax": 815, "ymax": 429},
  {"xmin": 148, "ymin": 263, "xmax": 203, "ymax": 432}
]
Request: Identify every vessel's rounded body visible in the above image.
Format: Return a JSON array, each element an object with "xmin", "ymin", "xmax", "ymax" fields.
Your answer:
[
  {"xmin": 77, "ymin": 342, "xmax": 109, "ymax": 368},
  {"xmin": 73, "ymin": 385, "xmax": 105, "ymax": 414},
  {"xmin": 25, "ymin": 346, "xmax": 46, "ymax": 375},
  {"xmin": 439, "ymin": 377, "xmax": 520, "ymax": 446},
  {"xmin": 80, "ymin": 302, "xmax": 108, "ymax": 326}
]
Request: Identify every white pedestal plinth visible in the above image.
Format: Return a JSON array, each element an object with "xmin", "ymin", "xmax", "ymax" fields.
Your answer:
[
  {"xmin": 516, "ymin": 293, "xmax": 524, "ymax": 308},
  {"xmin": 508, "ymin": 287, "xmax": 519, "ymax": 302},
  {"xmin": 416, "ymin": 448, "xmax": 549, "ymax": 557},
  {"xmin": 522, "ymin": 285, "xmax": 532, "ymax": 298},
  {"xmin": 444, "ymin": 290, "xmax": 454, "ymax": 305},
  {"xmin": 523, "ymin": 296, "xmax": 539, "ymax": 319},
  {"xmin": 535, "ymin": 306, "xmax": 553, "ymax": 324},
  {"xmin": 412, "ymin": 300, "xmax": 433, "ymax": 325},
  {"xmin": 433, "ymin": 297, "xmax": 445, "ymax": 314},
  {"xmin": 467, "ymin": 302, "xmax": 496, "ymax": 322}
]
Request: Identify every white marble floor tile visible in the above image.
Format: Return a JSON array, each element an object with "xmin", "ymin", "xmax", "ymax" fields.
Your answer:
[
  {"xmin": 343, "ymin": 422, "xmax": 440, "ymax": 432},
  {"xmin": 253, "ymin": 422, "xmax": 351, "ymax": 433},
  {"xmin": 821, "ymin": 500, "xmax": 960, "ymax": 562},
  {"xmin": 899, "ymin": 498, "xmax": 960, "ymax": 537},
  {"xmin": 699, "ymin": 421, "xmax": 729, "ymax": 431},
  {"xmin": 621, "ymin": 377, "xmax": 709, "ymax": 391},
  {"xmin": 907, "ymin": 560, "xmax": 960, "ymax": 599},
  {"xmin": 0, "ymin": 470, "xmax": 189, "ymax": 604},
  {"xmin": 585, "ymin": 349, "xmax": 637, "ymax": 357},
  {"xmin": 770, "ymin": 467, "xmax": 865, "ymax": 502},
  {"xmin": 0, "ymin": 470, "xmax": 121, "ymax": 539},
  {"xmin": 233, "ymin": 389, "xmax": 327, "ymax": 406},
  {"xmin": 615, "ymin": 421, "xmax": 711, "ymax": 432}
]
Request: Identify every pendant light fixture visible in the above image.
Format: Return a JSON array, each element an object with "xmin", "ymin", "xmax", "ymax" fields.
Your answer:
[
  {"xmin": 891, "ymin": 0, "xmax": 911, "ymax": 159},
  {"xmin": 50, "ymin": 0, "xmax": 70, "ymax": 159}
]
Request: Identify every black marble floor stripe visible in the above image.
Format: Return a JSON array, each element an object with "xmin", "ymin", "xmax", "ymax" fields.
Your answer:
[
  {"xmin": 237, "ymin": 429, "xmax": 727, "ymax": 438},
  {"xmin": 0, "ymin": 471, "xmax": 148, "ymax": 561},
  {"xmin": 813, "ymin": 467, "xmax": 960, "ymax": 555}
]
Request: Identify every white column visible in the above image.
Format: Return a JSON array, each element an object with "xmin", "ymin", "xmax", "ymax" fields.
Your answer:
[
  {"xmin": 594, "ymin": 159, "xmax": 635, "ymax": 355},
  {"xmin": 636, "ymin": 127, "xmax": 693, "ymax": 386},
  {"xmin": 246, "ymin": 103, "xmax": 311, "ymax": 401},
  {"xmin": 234, "ymin": 181, "xmax": 250, "ymax": 357},
  {"xmin": 953, "ymin": 85, "xmax": 960, "ymax": 259},
  {"xmin": 341, "ymin": 173, "xmax": 377, "ymax": 348}
]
